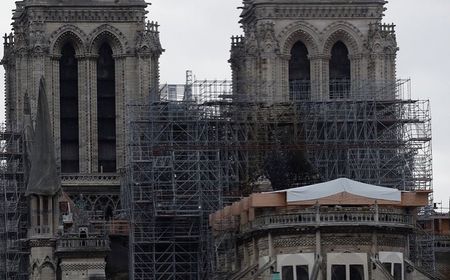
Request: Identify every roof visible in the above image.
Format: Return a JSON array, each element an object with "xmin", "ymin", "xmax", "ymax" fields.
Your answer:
[
  {"xmin": 210, "ymin": 178, "xmax": 431, "ymax": 228},
  {"xmin": 274, "ymin": 178, "xmax": 401, "ymax": 203}
]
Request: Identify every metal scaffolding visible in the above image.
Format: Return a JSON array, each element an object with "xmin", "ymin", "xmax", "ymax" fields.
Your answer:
[
  {"xmin": 0, "ymin": 126, "xmax": 28, "ymax": 280},
  {"xmin": 123, "ymin": 78, "xmax": 432, "ymax": 279}
]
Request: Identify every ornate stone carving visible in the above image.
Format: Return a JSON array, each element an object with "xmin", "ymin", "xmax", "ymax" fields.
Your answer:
[
  {"xmin": 136, "ymin": 21, "xmax": 164, "ymax": 57},
  {"xmin": 61, "ymin": 174, "xmax": 121, "ymax": 186},
  {"xmin": 29, "ymin": 22, "xmax": 49, "ymax": 56},
  {"xmin": 70, "ymin": 193, "xmax": 121, "ymax": 217},
  {"xmin": 278, "ymin": 21, "xmax": 320, "ymax": 55},
  {"xmin": 256, "ymin": 22, "xmax": 279, "ymax": 55},
  {"xmin": 88, "ymin": 24, "xmax": 130, "ymax": 55},
  {"xmin": 16, "ymin": 8, "xmax": 146, "ymax": 23},
  {"xmin": 242, "ymin": 5, "xmax": 384, "ymax": 21},
  {"xmin": 49, "ymin": 24, "xmax": 88, "ymax": 56},
  {"xmin": 29, "ymin": 239, "xmax": 56, "ymax": 248},
  {"xmin": 366, "ymin": 23, "xmax": 398, "ymax": 55},
  {"xmin": 60, "ymin": 262, "xmax": 106, "ymax": 271},
  {"xmin": 322, "ymin": 21, "xmax": 364, "ymax": 55}
]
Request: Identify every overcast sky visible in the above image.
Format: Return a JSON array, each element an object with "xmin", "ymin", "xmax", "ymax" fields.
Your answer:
[{"xmin": 0, "ymin": 0, "xmax": 449, "ymax": 208}]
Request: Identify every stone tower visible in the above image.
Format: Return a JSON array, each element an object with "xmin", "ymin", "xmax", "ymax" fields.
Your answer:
[
  {"xmin": 1, "ymin": 1, "xmax": 162, "ymax": 278},
  {"xmin": 2, "ymin": 0, "xmax": 162, "ymax": 216},
  {"xmin": 230, "ymin": 0, "xmax": 398, "ymax": 103}
]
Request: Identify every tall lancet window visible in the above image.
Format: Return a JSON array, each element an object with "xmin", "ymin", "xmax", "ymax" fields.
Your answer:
[
  {"xmin": 329, "ymin": 41, "xmax": 351, "ymax": 99},
  {"xmin": 289, "ymin": 41, "xmax": 310, "ymax": 100},
  {"xmin": 60, "ymin": 43, "xmax": 79, "ymax": 173},
  {"xmin": 97, "ymin": 43, "xmax": 116, "ymax": 173}
]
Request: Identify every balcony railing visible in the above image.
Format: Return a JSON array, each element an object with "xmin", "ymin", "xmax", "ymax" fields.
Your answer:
[
  {"xmin": 434, "ymin": 235, "xmax": 450, "ymax": 252},
  {"xmin": 56, "ymin": 236, "xmax": 110, "ymax": 253},
  {"xmin": 31, "ymin": 226, "xmax": 51, "ymax": 235},
  {"xmin": 60, "ymin": 173, "xmax": 121, "ymax": 186},
  {"xmin": 241, "ymin": 208, "xmax": 414, "ymax": 233}
]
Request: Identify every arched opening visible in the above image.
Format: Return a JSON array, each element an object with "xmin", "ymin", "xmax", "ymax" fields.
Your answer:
[
  {"xmin": 60, "ymin": 43, "xmax": 79, "ymax": 173},
  {"xmin": 289, "ymin": 41, "xmax": 310, "ymax": 100},
  {"xmin": 97, "ymin": 43, "xmax": 116, "ymax": 173},
  {"xmin": 40, "ymin": 264, "xmax": 55, "ymax": 279},
  {"xmin": 105, "ymin": 206, "xmax": 113, "ymax": 221},
  {"xmin": 329, "ymin": 41, "xmax": 351, "ymax": 99}
]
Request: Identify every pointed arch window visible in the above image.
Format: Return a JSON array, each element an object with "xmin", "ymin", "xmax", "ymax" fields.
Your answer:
[
  {"xmin": 60, "ymin": 43, "xmax": 79, "ymax": 173},
  {"xmin": 289, "ymin": 41, "xmax": 311, "ymax": 100},
  {"xmin": 329, "ymin": 41, "xmax": 351, "ymax": 99},
  {"xmin": 97, "ymin": 43, "xmax": 116, "ymax": 173}
]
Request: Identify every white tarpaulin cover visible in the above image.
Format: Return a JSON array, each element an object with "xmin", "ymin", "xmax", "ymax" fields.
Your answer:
[{"xmin": 273, "ymin": 178, "xmax": 401, "ymax": 203}]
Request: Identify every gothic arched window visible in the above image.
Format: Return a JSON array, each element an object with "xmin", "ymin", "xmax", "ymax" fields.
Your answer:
[
  {"xmin": 60, "ymin": 43, "xmax": 79, "ymax": 173},
  {"xmin": 289, "ymin": 41, "xmax": 310, "ymax": 100},
  {"xmin": 329, "ymin": 41, "xmax": 351, "ymax": 99},
  {"xmin": 97, "ymin": 43, "xmax": 116, "ymax": 173}
]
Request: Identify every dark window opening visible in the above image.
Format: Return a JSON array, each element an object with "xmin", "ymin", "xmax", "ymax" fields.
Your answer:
[
  {"xmin": 289, "ymin": 41, "xmax": 310, "ymax": 100},
  {"xmin": 350, "ymin": 264, "xmax": 364, "ymax": 280},
  {"xmin": 105, "ymin": 206, "xmax": 113, "ymax": 221},
  {"xmin": 393, "ymin": 263, "xmax": 402, "ymax": 280},
  {"xmin": 329, "ymin": 41, "xmax": 351, "ymax": 99},
  {"xmin": 296, "ymin": 265, "xmax": 309, "ymax": 280},
  {"xmin": 42, "ymin": 197, "xmax": 48, "ymax": 226},
  {"xmin": 383, "ymin": 262, "xmax": 392, "ymax": 274},
  {"xmin": 60, "ymin": 43, "xmax": 79, "ymax": 173},
  {"xmin": 282, "ymin": 266, "xmax": 294, "ymax": 280},
  {"xmin": 36, "ymin": 197, "xmax": 41, "ymax": 226},
  {"xmin": 331, "ymin": 265, "xmax": 346, "ymax": 280},
  {"xmin": 97, "ymin": 43, "xmax": 116, "ymax": 172}
]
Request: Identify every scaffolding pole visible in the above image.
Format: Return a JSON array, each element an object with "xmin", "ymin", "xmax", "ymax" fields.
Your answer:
[{"xmin": 0, "ymin": 126, "xmax": 28, "ymax": 280}]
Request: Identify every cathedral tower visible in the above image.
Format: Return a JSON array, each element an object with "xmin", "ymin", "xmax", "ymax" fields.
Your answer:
[
  {"xmin": 231, "ymin": 0, "xmax": 398, "ymax": 102},
  {"xmin": 2, "ymin": 0, "xmax": 163, "ymax": 216}
]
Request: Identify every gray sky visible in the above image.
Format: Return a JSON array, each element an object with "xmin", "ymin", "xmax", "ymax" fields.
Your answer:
[{"xmin": 0, "ymin": 0, "xmax": 449, "ymax": 207}]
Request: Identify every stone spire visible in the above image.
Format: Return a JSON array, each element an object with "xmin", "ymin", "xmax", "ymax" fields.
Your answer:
[{"xmin": 26, "ymin": 78, "xmax": 61, "ymax": 196}]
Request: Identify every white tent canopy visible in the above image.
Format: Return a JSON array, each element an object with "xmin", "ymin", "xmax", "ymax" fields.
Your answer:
[{"xmin": 271, "ymin": 178, "xmax": 401, "ymax": 203}]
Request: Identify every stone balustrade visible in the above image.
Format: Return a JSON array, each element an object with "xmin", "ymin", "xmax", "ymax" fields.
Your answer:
[
  {"xmin": 434, "ymin": 235, "xmax": 450, "ymax": 252},
  {"xmin": 56, "ymin": 237, "xmax": 110, "ymax": 253},
  {"xmin": 61, "ymin": 173, "xmax": 121, "ymax": 186},
  {"xmin": 241, "ymin": 208, "xmax": 414, "ymax": 233}
]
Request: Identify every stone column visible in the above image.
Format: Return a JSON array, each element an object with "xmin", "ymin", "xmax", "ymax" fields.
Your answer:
[
  {"xmin": 114, "ymin": 55, "xmax": 126, "ymax": 171},
  {"xmin": 316, "ymin": 230, "xmax": 321, "ymax": 259},
  {"xmin": 30, "ymin": 195, "xmax": 38, "ymax": 236},
  {"xmin": 279, "ymin": 54, "xmax": 290, "ymax": 101},
  {"xmin": 77, "ymin": 55, "xmax": 95, "ymax": 173},
  {"xmin": 15, "ymin": 52, "xmax": 29, "ymax": 131},
  {"xmin": 39, "ymin": 196, "xmax": 44, "ymax": 234},
  {"xmin": 371, "ymin": 231, "xmax": 378, "ymax": 257},
  {"xmin": 310, "ymin": 54, "xmax": 330, "ymax": 101},
  {"xmin": 137, "ymin": 53, "xmax": 152, "ymax": 102},
  {"xmin": 88, "ymin": 55, "xmax": 99, "ymax": 173},
  {"xmin": 48, "ymin": 197, "xmax": 53, "ymax": 235},
  {"xmin": 349, "ymin": 53, "xmax": 364, "ymax": 99},
  {"xmin": 268, "ymin": 232, "xmax": 274, "ymax": 258},
  {"xmin": 252, "ymin": 237, "xmax": 258, "ymax": 265},
  {"xmin": 50, "ymin": 56, "xmax": 61, "ymax": 168}
]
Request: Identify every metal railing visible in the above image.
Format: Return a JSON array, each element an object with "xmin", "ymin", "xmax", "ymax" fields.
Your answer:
[{"xmin": 289, "ymin": 79, "xmax": 405, "ymax": 101}]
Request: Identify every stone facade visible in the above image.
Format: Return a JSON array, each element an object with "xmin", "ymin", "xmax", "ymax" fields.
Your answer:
[
  {"xmin": 231, "ymin": 0, "xmax": 398, "ymax": 103},
  {"xmin": 2, "ymin": 1, "xmax": 162, "ymax": 279},
  {"xmin": 2, "ymin": 0, "xmax": 162, "ymax": 215}
]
